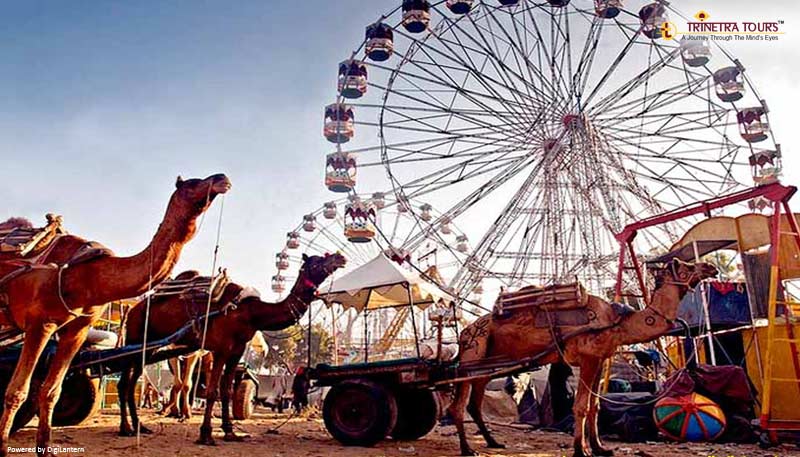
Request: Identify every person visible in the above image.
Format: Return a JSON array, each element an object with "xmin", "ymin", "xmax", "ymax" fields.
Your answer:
[{"xmin": 291, "ymin": 366, "xmax": 310, "ymax": 413}]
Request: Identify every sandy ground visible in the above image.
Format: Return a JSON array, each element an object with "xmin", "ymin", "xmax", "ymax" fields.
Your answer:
[{"xmin": 6, "ymin": 408, "xmax": 797, "ymax": 457}]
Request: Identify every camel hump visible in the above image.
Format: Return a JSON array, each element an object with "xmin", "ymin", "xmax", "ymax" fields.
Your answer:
[
  {"xmin": 67, "ymin": 241, "xmax": 115, "ymax": 265},
  {"xmin": 174, "ymin": 270, "xmax": 201, "ymax": 281}
]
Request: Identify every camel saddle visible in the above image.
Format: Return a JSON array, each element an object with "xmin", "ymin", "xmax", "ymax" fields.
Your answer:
[
  {"xmin": 152, "ymin": 270, "xmax": 231, "ymax": 307},
  {"xmin": 495, "ymin": 282, "xmax": 636, "ymax": 330},
  {"xmin": 0, "ymin": 214, "xmax": 64, "ymax": 257}
]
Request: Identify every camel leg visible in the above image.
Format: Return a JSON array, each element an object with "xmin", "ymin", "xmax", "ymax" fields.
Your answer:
[
  {"xmin": 466, "ymin": 377, "xmax": 504, "ymax": 449},
  {"xmin": 197, "ymin": 355, "xmax": 225, "ymax": 446},
  {"xmin": 160, "ymin": 358, "xmax": 181, "ymax": 417},
  {"xmin": 180, "ymin": 354, "xmax": 200, "ymax": 421},
  {"xmin": 572, "ymin": 358, "xmax": 601, "ymax": 457},
  {"xmin": 35, "ymin": 322, "xmax": 92, "ymax": 455},
  {"xmin": 0, "ymin": 323, "xmax": 57, "ymax": 457},
  {"xmin": 127, "ymin": 363, "xmax": 152, "ymax": 434},
  {"xmin": 117, "ymin": 365, "xmax": 135, "ymax": 436},
  {"xmin": 220, "ymin": 354, "xmax": 244, "ymax": 442},
  {"xmin": 588, "ymin": 359, "xmax": 613, "ymax": 456},
  {"xmin": 447, "ymin": 381, "xmax": 477, "ymax": 456}
]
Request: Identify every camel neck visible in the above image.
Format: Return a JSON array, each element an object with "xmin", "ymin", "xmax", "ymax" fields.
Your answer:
[
  {"xmin": 70, "ymin": 196, "xmax": 201, "ymax": 305},
  {"xmin": 616, "ymin": 283, "xmax": 684, "ymax": 345},
  {"xmin": 249, "ymin": 284, "xmax": 315, "ymax": 332}
]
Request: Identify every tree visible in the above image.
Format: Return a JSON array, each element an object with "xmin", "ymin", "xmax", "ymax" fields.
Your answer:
[{"xmin": 263, "ymin": 323, "xmax": 333, "ymax": 371}]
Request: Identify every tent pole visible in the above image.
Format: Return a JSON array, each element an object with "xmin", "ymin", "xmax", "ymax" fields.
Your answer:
[
  {"xmin": 407, "ymin": 284, "xmax": 421, "ymax": 359},
  {"xmin": 364, "ymin": 309, "xmax": 369, "ymax": 363}
]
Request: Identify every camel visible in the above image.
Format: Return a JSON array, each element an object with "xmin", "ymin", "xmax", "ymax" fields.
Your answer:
[
  {"xmin": 0, "ymin": 173, "xmax": 231, "ymax": 457},
  {"xmin": 159, "ymin": 350, "xmax": 212, "ymax": 420},
  {"xmin": 118, "ymin": 252, "xmax": 347, "ymax": 444},
  {"xmin": 447, "ymin": 258, "xmax": 718, "ymax": 457}
]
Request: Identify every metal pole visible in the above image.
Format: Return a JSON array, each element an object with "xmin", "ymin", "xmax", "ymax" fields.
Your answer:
[
  {"xmin": 364, "ymin": 309, "xmax": 369, "ymax": 363},
  {"xmin": 693, "ymin": 240, "xmax": 717, "ymax": 365},
  {"xmin": 307, "ymin": 301, "xmax": 312, "ymax": 368},
  {"xmin": 331, "ymin": 305, "xmax": 339, "ymax": 366},
  {"xmin": 407, "ymin": 284, "xmax": 421, "ymax": 359},
  {"xmin": 734, "ymin": 218, "xmax": 764, "ymax": 378}
]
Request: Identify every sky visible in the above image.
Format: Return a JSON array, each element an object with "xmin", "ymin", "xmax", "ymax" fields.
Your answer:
[{"xmin": 1, "ymin": 0, "xmax": 798, "ymax": 292}]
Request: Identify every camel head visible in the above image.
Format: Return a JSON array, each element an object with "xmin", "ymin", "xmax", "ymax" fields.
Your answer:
[
  {"xmin": 171, "ymin": 173, "xmax": 232, "ymax": 217},
  {"xmin": 655, "ymin": 258, "xmax": 718, "ymax": 292},
  {"xmin": 299, "ymin": 252, "xmax": 347, "ymax": 288}
]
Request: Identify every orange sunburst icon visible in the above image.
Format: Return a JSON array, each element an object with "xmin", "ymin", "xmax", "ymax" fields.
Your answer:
[{"xmin": 694, "ymin": 10, "xmax": 710, "ymax": 22}]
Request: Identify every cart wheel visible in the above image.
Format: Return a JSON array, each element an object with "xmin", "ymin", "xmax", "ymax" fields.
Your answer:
[
  {"xmin": 390, "ymin": 388, "xmax": 439, "ymax": 441},
  {"xmin": 53, "ymin": 371, "xmax": 100, "ymax": 426},
  {"xmin": 233, "ymin": 379, "xmax": 256, "ymax": 420},
  {"xmin": 323, "ymin": 379, "xmax": 398, "ymax": 446}
]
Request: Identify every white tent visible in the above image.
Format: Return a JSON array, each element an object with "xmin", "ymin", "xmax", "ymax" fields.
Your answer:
[{"xmin": 319, "ymin": 253, "xmax": 454, "ymax": 312}]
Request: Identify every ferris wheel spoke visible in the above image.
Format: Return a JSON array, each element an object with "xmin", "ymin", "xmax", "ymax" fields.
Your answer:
[
  {"xmin": 581, "ymin": 15, "xmax": 665, "ymax": 110},
  {"xmin": 387, "ymin": 57, "xmax": 537, "ymax": 116},
  {"xmin": 396, "ymin": 153, "xmax": 531, "ymax": 199},
  {"xmin": 466, "ymin": 5, "xmax": 560, "ymax": 113},
  {"xmin": 600, "ymin": 132, "xmax": 737, "ymax": 200},
  {"xmin": 430, "ymin": 15, "xmax": 553, "ymax": 116},
  {"xmin": 569, "ymin": 13, "xmax": 605, "ymax": 105},
  {"xmin": 588, "ymin": 48, "xmax": 682, "ymax": 116},
  {"xmin": 599, "ymin": 81, "xmax": 720, "ymax": 122},
  {"xmin": 376, "ymin": 101, "xmax": 534, "ymax": 139},
  {"xmin": 401, "ymin": 30, "xmax": 539, "ymax": 120},
  {"xmin": 379, "ymin": 46, "xmax": 543, "ymax": 132}
]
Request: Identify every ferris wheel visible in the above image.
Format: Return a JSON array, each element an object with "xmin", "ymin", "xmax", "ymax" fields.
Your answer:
[
  {"xmin": 270, "ymin": 192, "xmax": 469, "ymax": 300},
  {"xmin": 321, "ymin": 0, "xmax": 781, "ymax": 303}
]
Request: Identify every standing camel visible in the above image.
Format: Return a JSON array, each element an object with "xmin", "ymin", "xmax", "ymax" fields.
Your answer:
[
  {"xmin": 447, "ymin": 259, "xmax": 718, "ymax": 457},
  {"xmin": 0, "ymin": 173, "xmax": 231, "ymax": 456},
  {"xmin": 159, "ymin": 351, "xmax": 211, "ymax": 420},
  {"xmin": 119, "ymin": 253, "xmax": 347, "ymax": 444}
]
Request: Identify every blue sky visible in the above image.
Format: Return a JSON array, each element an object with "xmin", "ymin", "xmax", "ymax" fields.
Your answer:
[
  {"xmin": 1, "ymin": 1, "xmax": 797, "ymax": 292},
  {"xmin": 1, "ymin": 0, "xmax": 401, "ymax": 289}
]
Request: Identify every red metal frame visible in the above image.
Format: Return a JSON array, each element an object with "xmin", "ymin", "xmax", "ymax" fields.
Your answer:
[{"xmin": 614, "ymin": 182, "xmax": 798, "ymax": 301}]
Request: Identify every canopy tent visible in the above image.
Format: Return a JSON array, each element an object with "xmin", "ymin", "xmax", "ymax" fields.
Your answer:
[
  {"xmin": 319, "ymin": 253, "xmax": 454, "ymax": 312},
  {"xmin": 647, "ymin": 213, "xmax": 800, "ymax": 280}
]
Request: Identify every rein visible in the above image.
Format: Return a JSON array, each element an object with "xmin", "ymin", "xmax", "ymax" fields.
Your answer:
[{"xmin": 56, "ymin": 264, "xmax": 95, "ymax": 319}]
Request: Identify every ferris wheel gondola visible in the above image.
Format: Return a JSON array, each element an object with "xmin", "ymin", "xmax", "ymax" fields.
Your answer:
[
  {"xmin": 270, "ymin": 194, "xmax": 471, "ymax": 298},
  {"xmin": 319, "ymin": 0, "xmax": 782, "ymax": 305}
]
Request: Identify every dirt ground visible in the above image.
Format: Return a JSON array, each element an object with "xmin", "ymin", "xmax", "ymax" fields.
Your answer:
[{"xmin": 7, "ymin": 409, "xmax": 798, "ymax": 457}]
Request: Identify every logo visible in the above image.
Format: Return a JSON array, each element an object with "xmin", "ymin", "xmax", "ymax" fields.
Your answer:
[
  {"xmin": 658, "ymin": 10, "xmax": 784, "ymax": 43},
  {"xmin": 694, "ymin": 10, "xmax": 710, "ymax": 22},
  {"xmin": 659, "ymin": 21, "xmax": 677, "ymax": 40}
]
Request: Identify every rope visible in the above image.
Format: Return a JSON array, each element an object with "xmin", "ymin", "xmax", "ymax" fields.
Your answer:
[
  {"xmin": 191, "ymin": 193, "xmax": 226, "ymax": 403},
  {"xmin": 264, "ymin": 410, "xmax": 298, "ymax": 434},
  {"xmin": 56, "ymin": 264, "xmax": 95, "ymax": 319},
  {"xmin": 135, "ymin": 245, "xmax": 154, "ymax": 447}
]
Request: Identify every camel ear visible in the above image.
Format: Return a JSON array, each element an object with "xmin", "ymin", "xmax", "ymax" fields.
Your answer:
[
  {"xmin": 175, "ymin": 176, "xmax": 184, "ymax": 188},
  {"xmin": 672, "ymin": 258, "xmax": 690, "ymax": 279},
  {"xmin": 302, "ymin": 253, "xmax": 309, "ymax": 262}
]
